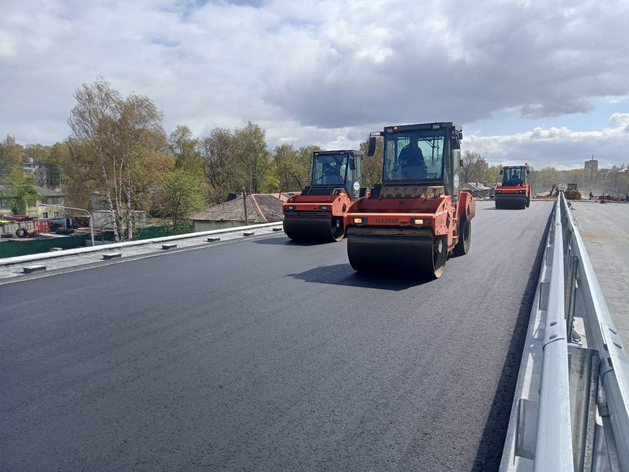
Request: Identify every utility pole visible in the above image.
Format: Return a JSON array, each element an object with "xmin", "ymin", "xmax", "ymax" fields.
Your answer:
[{"xmin": 242, "ymin": 187, "xmax": 248, "ymax": 225}]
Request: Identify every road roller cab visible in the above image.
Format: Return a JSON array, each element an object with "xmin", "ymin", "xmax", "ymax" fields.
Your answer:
[
  {"xmin": 283, "ymin": 150, "xmax": 365, "ymax": 242},
  {"xmin": 495, "ymin": 165, "xmax": 530, "ymax": 209},
  {"xmin": 345, "ymin": 122, "xmax": 475, "ymax": 279}
]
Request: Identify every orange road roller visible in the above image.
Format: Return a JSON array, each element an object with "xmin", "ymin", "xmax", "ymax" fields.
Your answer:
[
  {"xmin": 345, "ymin": 122, "xmax": 475, "ymax": 279},
  {"xmin": 283, "ymin": 150, "xmax": 366, "ymax": 242}
]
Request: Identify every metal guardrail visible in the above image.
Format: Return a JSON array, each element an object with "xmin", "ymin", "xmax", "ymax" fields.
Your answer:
[
  {"xmin": 535, "ymin": 197, "xmax": 574, "ymax": 471},
  {"xmin": 501, "ymin": 193, "xmax": 629, "ymax": 471},
  {"xmin": 0, "ymin": 221, "xmax": 283, "ymax": 268}
]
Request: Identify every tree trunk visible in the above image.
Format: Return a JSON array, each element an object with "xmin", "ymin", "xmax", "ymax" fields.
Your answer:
[
  {"xmin": 99, "ymin": 149, "xmax": 120, "ymax": 243},
  {"xmin": 126, "ymin": 165, "xmax": 133, "ymax": 240}
]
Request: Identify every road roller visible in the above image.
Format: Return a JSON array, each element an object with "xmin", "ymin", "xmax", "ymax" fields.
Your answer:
[
  {"xmin": 283, "ymin": 150, "xmax": 366, "ymax": 242},
  {"xmin": 344, "ymin": 122, "xmax": 475, "ymax": 279},
  {"xmin": 495, "ymin": 165, "xmax": 531, "ymax": 209}
]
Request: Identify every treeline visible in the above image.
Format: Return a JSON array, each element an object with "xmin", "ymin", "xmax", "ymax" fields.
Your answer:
[
  {"xmin": 0, "ymin": 78, "xmax": 385, "ymax": 241},
  {"xmin": 458, "ymin": 151, "xmax": 629, "ymax": 196},
  {"xmin": 2, "ymin": 78, "xmax": 627, "ymax": 241}
]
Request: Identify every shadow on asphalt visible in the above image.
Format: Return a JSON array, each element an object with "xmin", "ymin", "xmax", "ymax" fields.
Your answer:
[
  {"xmin": 288, "ymin": 263, "xmax": 431, "ymax": 291},
  {"xmin": 253, "ymin": 236, "xmax": 331, "ymax": 247},
  {"xmin": 470, "ymin": 207, "xmax": 553, "ymax": 471}
]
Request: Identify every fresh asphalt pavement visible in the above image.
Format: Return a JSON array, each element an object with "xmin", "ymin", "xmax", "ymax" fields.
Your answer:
[{"xmin": 0, "ymin": 201, "xmax": 553, "ymax": 472}]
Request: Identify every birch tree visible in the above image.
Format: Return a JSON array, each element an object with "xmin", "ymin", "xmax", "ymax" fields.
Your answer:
[{"xmin": 67, "ymin": 78, "xmax": 171, "ymax": 242}]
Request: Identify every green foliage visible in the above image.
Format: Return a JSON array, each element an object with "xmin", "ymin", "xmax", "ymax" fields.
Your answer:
[
  {"xmin": 485, "ymin": 165, "xmax": 502, "ymax": 184},
  {"xmin": 68, "ymin": 78, "xmax": 172, "ymax": 241},
  {"xmin": 21, "ymin": 141, "xmax": 71, "ymax": 188},
  {"xmin": 200, "ymin": 127, "xmax": 238, "ymax": 204},
  {"xmin": 270, "ymin": 144, "xmax": 318, "ymax": 192},
  {"xmin": 530, "ymin": 167, "xmax": 562, "ymax": 192},
  {"xmin": 359, "ymin": 138, "xmax": 383, "ymax": 188},
  {"xmin": 169, "ymin": 125, "xmax": 202, "ymax": 175},
  {"xmin": 234, "ymin": 122, "xmax": 271, "ymax": 193},
  {"xmin": 0, "ymin": 135, "xmax": 23, "ymax": 181},
  {"xmin": 158, "ymin": 169, "xmax": 204, "ymax": 234},
  {"xmin": 0, "ymin": 166, "xmax": 41, "ymax": 215}
]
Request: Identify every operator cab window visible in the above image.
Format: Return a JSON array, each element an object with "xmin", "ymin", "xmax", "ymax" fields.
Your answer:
[
  {"xmin": 503, "ymin": 167, "xmax": 524, "ymax": 186},
  {"xmin": 311, "ymin": 154, "xmax": 349, "ymax": 186},
  {"xmin": 383, "ymin": 129, "xmax": 445, "ymax": 183}
]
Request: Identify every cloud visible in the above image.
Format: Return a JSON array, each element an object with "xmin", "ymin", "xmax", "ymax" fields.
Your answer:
[
  {"xmin": 0, "ymin": 0, "xmax": 628, "ymax": 170},
  {"xmin": 466, "ymin": 114, "xmax": 629, "ymax": 169}
]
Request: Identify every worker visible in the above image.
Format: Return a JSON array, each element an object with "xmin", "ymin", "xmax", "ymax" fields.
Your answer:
[
  {"xmin": 324, "ymin": 164, "xmax": 342, "ymax": 185},
  {"xmin": 510, "ymin": 171, "xmax": 521, "ymax": 183},
  {"xmin": 399, "ymin": 137, "xmax": 427, "ymax": 178},
  {"xmin": 589, "ymin": 191, "xmax": 593, "ymax": 200}
]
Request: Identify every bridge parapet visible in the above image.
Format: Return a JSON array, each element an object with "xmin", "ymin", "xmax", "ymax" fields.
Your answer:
[{"xmin": 501, "ymin": 192, "xmax": 629, "ymax": 472}]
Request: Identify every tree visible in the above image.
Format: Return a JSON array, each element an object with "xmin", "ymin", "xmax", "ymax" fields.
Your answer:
[
  {"xmin": 270, "ymin": 144, "xmax": 316, "ymax": 193},
  {"xmin": 0, "ymin": 135, "xmax": 23, "ymax": 181},
  {"xmin": 0, "ymin": 166, "xmax": 40, "ymax": 215},
  {"xmin": 169, "ymin": 125, "xmax": 202, "ymax": 175},
  {"xmin": 67, "ymin": 78, "xmax": 172, "ymax": 242},
  {"xmin": 461, "ymin": 151, "xmax": 488, "ymax": 184},
  {"xmin": 158, "ymin": 169, "xmax": 203, "ymax": 234},
  {"xmin": 532, "ymin": 167, "xmax": 561, "ymax": 193},
  {"xmin": 47, "ymin": 142, "xmax": 71, "ymax": 188},
  {"xmin": 485, "ymin": 165, "xmax": 502, "ymax": 184},
  {"xmin": 200, "ymin": 127, "xmax": 238, "ymax": 203},
  {"xmin": 233, "ymin": 122, "xmax": 271, "ymax": 193},
  {"xmin": 359, "ymin": 138, "xmax": 383, "ymax": 187}
]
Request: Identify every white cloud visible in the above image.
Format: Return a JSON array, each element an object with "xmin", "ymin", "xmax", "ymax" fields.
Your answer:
[
  {"xmin": 466, "ymin": 115, "xmax": 629, "ymax": 169},
  {"xmin": 0, "ymin": 0, "xmax": 628, "ymax": 170}
]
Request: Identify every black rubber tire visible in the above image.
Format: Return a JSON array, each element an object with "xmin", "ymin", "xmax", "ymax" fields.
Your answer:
[
  {"xmin": 331, "ymin": 217, "xmax": 344, "ymax": 242},
  {"xmin": 16, "ymin": 228, "xmax": 27, "ymax": 238},
  {"xmin": 431, "ymin": 235, "xmax": 447, "ymax": 279},
  {"xmin": 454, "ymin": 219, "xmax": 471, "ymax": 256}
]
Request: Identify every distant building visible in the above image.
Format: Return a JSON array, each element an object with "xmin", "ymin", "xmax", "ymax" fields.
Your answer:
[
  {"xmin": 0, "ymin": 185, "xmax": 65, "ymax": 218},
  {"xmin": 191, "ymin": 193, "xmax": 284, "ymax": 232},
  {"xmin": 23, "ymin": 158, "xmax": 63, "ymax": 188},
  {"xmin": 90, "ymin": 192, "xmax": 147, "ymax": 230},
  {"xmin": 584, "ymin": 158, "xmax": 598, "ymax": 173},
  {"xmin": 461, "ymin": 183, "xmax": 491, "ymax": 198}
]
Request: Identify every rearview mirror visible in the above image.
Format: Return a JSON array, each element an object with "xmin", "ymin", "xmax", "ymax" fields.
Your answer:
[
  {"xmin": 367, "ymin": 137, "xmax": 376, "ymax": 157},
  {"xmin": 500, "ymin": 169, "xmax": 503, "ymax": 175}
]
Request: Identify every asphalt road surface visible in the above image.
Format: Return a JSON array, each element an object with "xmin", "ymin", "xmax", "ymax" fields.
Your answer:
[{"xmin": 0, "ymin": 201, "xmax": 553, "ymax": 472}]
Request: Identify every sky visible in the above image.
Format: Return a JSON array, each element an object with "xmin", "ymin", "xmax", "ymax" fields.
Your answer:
[{"xmin": 1, "ymin": 0, "xmax": 628, "ymax": 170}]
